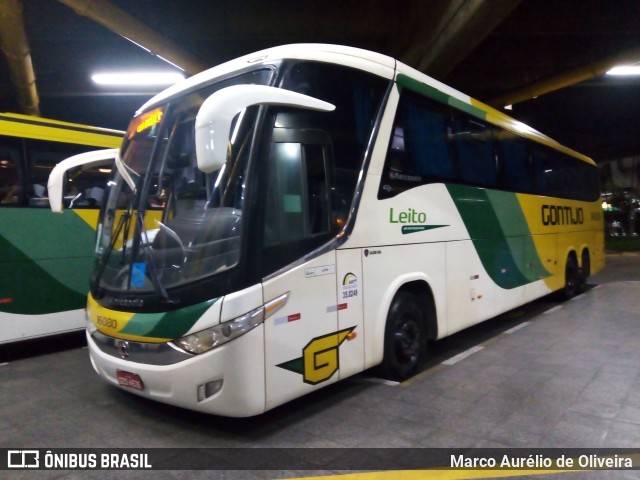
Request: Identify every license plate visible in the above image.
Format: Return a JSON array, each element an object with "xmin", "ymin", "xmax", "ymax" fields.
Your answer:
[{"xmin": 116, "ymin": 370, "xmax": 144, "ymax": 391}]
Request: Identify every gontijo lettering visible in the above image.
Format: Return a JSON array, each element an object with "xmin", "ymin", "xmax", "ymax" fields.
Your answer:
[{"xmin": 541, "ymin": 205, "xmax": 584, "ymax": 225}]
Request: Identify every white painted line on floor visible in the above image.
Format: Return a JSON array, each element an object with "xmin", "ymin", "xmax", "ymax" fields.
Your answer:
[
  {"xmin": 571, "ymin": 293, "xmax": 586, "ymax": 301},
  {"xmin": 544, "ymin": 305, "xmax": 564, "ymax": 314},
  {"xmin": 0, "ymin": 362, "xmax": 8, "ymax": 367},
  {"xmin": 357, "ymin": 377, "xmax": 400, "ymax": 386},
  {"xmin": 442, "ymin": 345, "xmax": 484, "ymax": 365},
  {"xmin": 504, "ymin": 321, "xmax": 531, "ymax": 334}
]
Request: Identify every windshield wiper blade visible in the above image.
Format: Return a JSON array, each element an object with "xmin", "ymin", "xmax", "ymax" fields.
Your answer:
[
  {"xmin": 134, "ymin": 210, "xmax": 172, "ymax": 303},
  {"xmin": 95, "ymin": 209, "xmax": 131, "ymax": 283}
]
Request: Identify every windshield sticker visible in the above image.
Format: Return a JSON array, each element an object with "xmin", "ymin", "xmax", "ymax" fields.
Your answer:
[
  {"xmin": 130, "ymin": 262, "xmax": 147, "ymax": 288},
  {"xmin": 388, "ymin": 207, "xmax": 448, "ymax": 234},
  {"xmin": 304, "ymin": 264, "xmax": 335, "ymax": 278}
]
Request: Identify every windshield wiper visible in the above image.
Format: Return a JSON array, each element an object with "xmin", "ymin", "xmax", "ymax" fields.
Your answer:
[
  {"xmin": 94, "ymin": 206, "xmax": 132, "ymax": 289},
  {"xmin": 130, "ymin": 210, "xmax": 173, "ymax": 303}
]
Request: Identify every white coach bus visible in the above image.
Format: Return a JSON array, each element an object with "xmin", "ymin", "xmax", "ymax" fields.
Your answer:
[{"xmin": 49, "ymin": 44, "xmax": 603, "ymax": 416}]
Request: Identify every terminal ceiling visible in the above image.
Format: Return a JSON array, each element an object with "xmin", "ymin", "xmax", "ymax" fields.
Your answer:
[{"xmin": 1, "ymin": 0, "xmax": 639, "ymax": 162}]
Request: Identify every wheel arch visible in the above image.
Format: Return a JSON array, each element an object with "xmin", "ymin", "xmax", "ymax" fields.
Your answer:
[
  {"xmin": 397, "ymin": 280, "xmax": 438, "ymax": 341},
  {"xmin": 557, "ymin": 247, "xmax": 578, "ymax": 277},
  {"xmin": 559, "ymin": 246, "xmax": 578, "ymax": 267},
  {"xmin": 367, "ymin": 273, "xmax": 440, "ymax": 369},
  {"xmin": 560, "ymin": 249, "xmax": 581, "ymax": 299},
  {"xmin": 579, "ymin": 246, "xmax": 591, "ymax": 278}
]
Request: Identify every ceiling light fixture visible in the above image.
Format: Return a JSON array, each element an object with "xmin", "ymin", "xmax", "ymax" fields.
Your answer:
[
  {"xmin": 91, "ymin": 72, "xmax": 185, "ymax": 86},
  {"xmin": 605, "ymin": 65, "xmax": 640, "ymax": 76}
]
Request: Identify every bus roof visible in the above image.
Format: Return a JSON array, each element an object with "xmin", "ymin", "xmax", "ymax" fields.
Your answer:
[
  {"xmin": 137, "ymin": 44, "xmax": 396, "ymax": 114},
  {"xmin": 0, "ymin": 112, "xmax": 124, "ymax": 148},
  {"xmin": 137, "ymin": 43, "xmax": 595, "ymax": 166}
]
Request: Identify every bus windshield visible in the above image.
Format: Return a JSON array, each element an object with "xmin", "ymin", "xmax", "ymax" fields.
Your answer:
[
  {"xmin": 92, "ymin": 61, "xmax": 389, "ymax": 308},
  {"xmin": 94, "ymin": 69, "xmax": 272, "ymax": 300}
]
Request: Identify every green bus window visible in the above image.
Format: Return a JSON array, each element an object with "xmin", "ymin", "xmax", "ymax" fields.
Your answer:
[
  {"xmin": 0, "ymin": 142, "xmax": 22, "ymax": 206},
  {"xmin": 25, "ymin": 139, "xmax": 87, "ymax": 207}
]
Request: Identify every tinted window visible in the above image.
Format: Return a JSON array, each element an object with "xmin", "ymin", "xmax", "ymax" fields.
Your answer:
[
  {"xmin": 1, "ymin": 137, "xmax": 113, "ymax": 208},
  {"xmin": 379, "ymin": 91, "xmax": 455, "ymax": 198},
  {"xmin": 499, "ymin": 131, "xmax": 534, "ymax": 193},
  {"xmin": 379, "ymin": 86, "xmax": 599, "ymax": 202},
  {"xmin": 261, "ymin": 62, "xmax": 388, "ymax": 275},
  {"xmin": 0, "ymin": 137, "xmax": 22, "ymax": 206},
  {"xmin": 451, "ymin": 115, "xmax": 498, "ymax": 187}
]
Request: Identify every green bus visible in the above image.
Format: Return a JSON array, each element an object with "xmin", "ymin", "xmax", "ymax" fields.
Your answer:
[{"xmin": 0, "ymin": 112, "xmax": 123, "ymax": 344}]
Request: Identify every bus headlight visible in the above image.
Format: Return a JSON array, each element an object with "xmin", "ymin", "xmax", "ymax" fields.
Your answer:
[{"xmin": 173, "ymin": 306, "xmax": 264, "ymax": 355}]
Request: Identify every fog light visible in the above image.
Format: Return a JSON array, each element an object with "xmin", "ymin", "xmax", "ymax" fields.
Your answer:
[{"xmin": 197, "ymin": 379, "xmax": 223, "ymax": 401}]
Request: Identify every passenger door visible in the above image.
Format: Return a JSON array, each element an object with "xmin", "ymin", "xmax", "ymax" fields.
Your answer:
[
  {"xmin": 263, "ymin": 252, "xmax": 339, "ymax": 411},
  {"xmin": 261, "ymin": 129, "xmax": 346, "ymax": 410}
]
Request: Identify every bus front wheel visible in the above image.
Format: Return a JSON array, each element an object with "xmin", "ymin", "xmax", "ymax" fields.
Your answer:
[{"xmin": 381, "ymin": 292, "xmax": 427, "ymax": 381}]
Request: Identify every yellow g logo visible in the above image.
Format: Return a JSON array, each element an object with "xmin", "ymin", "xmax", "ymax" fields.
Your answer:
[{"xmin": 277, "ymin": 327, "xmax": 355, "ymax": 385}]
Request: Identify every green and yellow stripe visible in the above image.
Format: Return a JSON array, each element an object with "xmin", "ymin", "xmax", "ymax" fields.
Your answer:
[{"xmin": 87, "ymin": 294, "xmax": 219, "ymax": 343}]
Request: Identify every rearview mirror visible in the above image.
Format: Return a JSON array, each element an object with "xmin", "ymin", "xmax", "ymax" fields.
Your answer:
[
  {"xmin": 47, "ymin": 148, "xmax": 119, "ymax": 213},
  {"xmin": 195, "ymin": 84, "xmax": 335, "ymax": 173}
]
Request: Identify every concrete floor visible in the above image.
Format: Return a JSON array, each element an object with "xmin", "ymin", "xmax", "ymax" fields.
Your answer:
[{"xmin": 1, "ymin": 254, "xmax": 639, "ymax": 480}]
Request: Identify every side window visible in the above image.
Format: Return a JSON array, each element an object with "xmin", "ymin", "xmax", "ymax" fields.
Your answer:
[
  {"xmin": 452, "ymin": 115, "xmax": 498, "ymax": 188},
  {"xmin": 264, "ymin": 139, "xmax": 332, "ymax": 247},
  {"xmin": 530, "ymin": 145, "xmax": 548, "ymax": 194},
  {"xmin": 529, "ymin": 144, "xmax": 599, "ymax": 201},
  {"xmin": 578, "ymin": 162, "xmax": 601, "ymax": 201},
  {"xmin": 25, "ymin": 140, "xmax": 85, "ymax": 207},
  {"xmin": 64, "ymin": 163, "xmax": 113, "ymax": 208},
  {"xmin": 259, "ymin": 62, "xmax": 389, "ymax": 276},
  {"xmin": 499, "ymin": 131, "xmax": 534, "ymax": 193},
  {"xmin": 542, "ymin": 152, "xmax": 567, "ymax": 198},
  {"xmin": 378, "ymin": 88, "xmax": 599, "ymax": 201},
  {"xmin": 279, "ymin": 61, "xmax": 388, "ymax": 213},
  {"xmin": 379, "ymin": 91, "xmax": 455, "ymax": 198},
  {"xmin": 0, "ymin": 137, "xmax": 23, "ymax": 206},
  {"xmin": 25, "ymin": 139, "xmax": 111, "ymax": 208},
  {"xmin": 565, "ymin": 156, "xmax": 599, "ymax": 201},
  {"xmin": 262, "ymin": 128, "xmax": 335, "ymax": 275}
]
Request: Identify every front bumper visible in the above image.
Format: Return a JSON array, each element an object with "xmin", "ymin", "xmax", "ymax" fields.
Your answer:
[{"xmin": 87, "ymin": 326, "xmax": 266, "ymax": 417}]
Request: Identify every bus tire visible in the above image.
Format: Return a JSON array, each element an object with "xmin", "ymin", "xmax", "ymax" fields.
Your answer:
[
  {"xmin": 561, "ymin": 254, "xmax": 580, "ymax": 299},
  {"xmin": 381, "ymin": 291, "xmax": 427, "ymax": 381},
  {"xmin": 578, "ymin": 250, "xmax": 590, "ymax": 293}
]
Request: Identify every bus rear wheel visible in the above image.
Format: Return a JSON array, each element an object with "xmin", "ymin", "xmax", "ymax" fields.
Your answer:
[
  {"xmin": 562, "ymin": 255, "xmax": 580, "ymax": 299},
  {"xmin": 381, "ymin": 292, "xmax": 427, "ymax": 381},
  {"xmin": 578, "ymin": 250, "xmax": 591, "ymax": 293}
]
